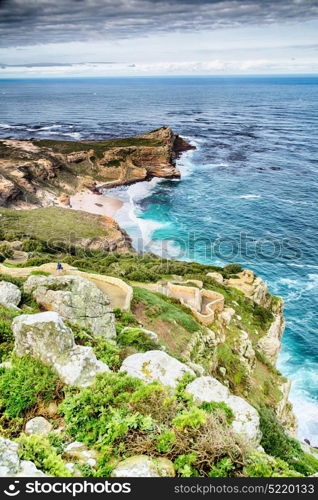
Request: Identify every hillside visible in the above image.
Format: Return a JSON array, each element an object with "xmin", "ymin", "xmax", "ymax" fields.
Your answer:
[{"xmin": 1, "ymin": 241, "xmax": 317, "ymax": 478}]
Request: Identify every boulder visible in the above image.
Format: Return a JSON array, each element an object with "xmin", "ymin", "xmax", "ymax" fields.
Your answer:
[
  {"xmin": 64, "ymin": 442, "xmax": 99, "ymax": 468},
  {"xmin": 0, "ymin": 436, "xmax": 47, "ymax": 477},
  {"xmin": 54, "ymin": 345, "xmax": 110, "ymax": 387},
  {"xmin": 23, "ymin": 275, "xmax": 116, "ymax": 339},
  {"xmin": 206, "ymin": 272, "xmax": 224, "ymax": 284},
  {"xmin": 13, "ymin": 311, "xmax": 110, "ymax": 387},
  {"xmin": 186, "ymin": 376, "xmax": 261, "ymax": 445},
  {"xmin": 111, "ymin": 455, "xmax": 175, "ymax": 478},
  {"xmin": 0, "ymin": 281, "xmax": 21, "ymax": 309},
  {"xmin": 120, "ymin": 350, "xmax": 195, "ymax": 388},
  {"xmin": 25, "ymin": 417, "xmax": 53, "ymax": 436},
  {"xmin": 186, "ymin": 376, "xmax": 230, "ymax": 403},
  {"xmin": 227, "ymin": 395, "xmax": 261, "ymax": 444}
]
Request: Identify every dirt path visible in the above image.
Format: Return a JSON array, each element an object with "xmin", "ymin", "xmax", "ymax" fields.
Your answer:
[{"xmin": 0, "ymin": 262, "xmax": 132, "ymax": 310}]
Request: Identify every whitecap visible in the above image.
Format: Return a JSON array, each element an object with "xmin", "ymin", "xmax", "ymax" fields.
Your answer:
[{"xmin": 238, "ymin": 194, "xmax": 261, "ymax": 199}]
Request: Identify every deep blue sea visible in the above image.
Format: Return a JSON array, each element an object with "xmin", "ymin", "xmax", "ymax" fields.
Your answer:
[{"xmin": 1, "ymin": 76, "xmax": 317, "ymax": 443}]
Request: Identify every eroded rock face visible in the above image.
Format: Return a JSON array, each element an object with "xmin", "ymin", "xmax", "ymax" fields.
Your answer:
[
  {"xmin": 257, "ymin": 312, "xmax": 285, "ymax": 364},
  {"xmin": 186, "ymin": 376, "xmax": 261, "ymax": 445},
  {"xmin": 0, "ymin": 436, "xmax": 47, "ymax": 477},
  {"xmin": 0, "ymin": 281, "xmax": 21, "ymax": 309},
  {"xmin": 120, "ymin": 350, "xmax": 195, "ymax": 388},
  {"xmin": 24, "ymin": 275, "xmax": 116, "ymax": 340},
  {"xmin": 25, "ymin": 417, "xmax": 53, "ymax": 437},
  {"xmin": 111, "ymin": 455, "xmax": 175, "ymax": 478},
  {"xmin": 13, "ymin": 311, "xmax": 110, "ymax": 387}
]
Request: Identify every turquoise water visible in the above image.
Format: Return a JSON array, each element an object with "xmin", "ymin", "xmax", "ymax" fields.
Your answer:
[{"xmin": 1, "ymin": 76, "xmax": 317, "ymax": 442}]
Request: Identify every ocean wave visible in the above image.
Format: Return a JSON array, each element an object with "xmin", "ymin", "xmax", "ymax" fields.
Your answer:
[
  {"xmin": 238, "ymin": 194, "xmax": 261, "ymax": 199},
  {"xmin": 278, "ymin": 355, "xmax": 318, "ymax": 445}
]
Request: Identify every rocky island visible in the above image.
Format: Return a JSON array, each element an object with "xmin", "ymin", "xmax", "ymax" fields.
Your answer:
[{"xmin": 0, "ymin": 128, "xmax": 317, "ymax": 478}]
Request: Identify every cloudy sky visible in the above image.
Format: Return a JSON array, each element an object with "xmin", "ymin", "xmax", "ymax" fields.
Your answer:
[{"xmin": 0, "ymin": 0, "xmax": 318, "ymax": 77}]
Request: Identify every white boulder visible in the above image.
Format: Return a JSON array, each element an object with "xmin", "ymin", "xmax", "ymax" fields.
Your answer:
[
  {"xmin": 24, "ymin": 275, "xmax": 116, "ymax": 339},
  {"xmin": 25, "ymin": 417, "xmax": 53, "ymax": 436},
  {"xmin": 13, "ymin": 311, "xmax": 110, "ymax": 387},
  {"xmin": 120, "ymin": 350, "xmax": 194, "ymax": 388},
  {"xmin": 111, "ymin": 455, "xmax": 175, "ymax": 477},
  {"xmin": 186, "ymin": 376, "xmax": 261, "ymax": 444},
  {"xmin": 0, "ymin": 281, "xmax": 21, "ymax": 309}
]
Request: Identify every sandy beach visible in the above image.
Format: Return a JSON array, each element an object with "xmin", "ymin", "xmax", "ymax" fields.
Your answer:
[{"xmin": 70, "ymin": 192, "xmax": 123, "ymax": 218}]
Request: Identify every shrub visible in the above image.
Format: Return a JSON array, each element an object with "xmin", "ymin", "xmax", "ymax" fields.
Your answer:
[
  {"xmin": 0, "ymin": 243, "xmax": 13, "ymax": 261},
  {"xmin": 0, "ymin": 356, "xmax": 60, "ymax": 418},
  {"xmin": 60, "ymin": 372, "xmax": 146, "ymax": 445},
  {"xmin": 199, "ymin": 401, "xmax": 234, "ymax": 424},
  {"xmin": 172, "ymin": 408, "xmax": 207, "ymax": 430},
  {"xmin": 17, "ymin": 434, "xmax": 71, "ymax": 477},
  {"xmin": 243, "ymin": 451, "xmax": 301, "ymax": 477},
  {"xmin": 71, "ymin": 323, "xmax": 121, "ymax": 370},
  {"xmin": 30, "ymin": 270, "xmax": 50, "ymax": 277},
  {"xmin": 0, "ymin": 305, "xmax": 21, "ymax": 361},
  {"xmin": 223, "ymin": 263, "xmax": 243, "ymax": 275},
  {"xmin": 253, "ymin": 304, "xmax": 273, "ymax": 326},
  {"xmin": 117, "ymin": 327, "xmax": 160, "ymax": 352},
  {"xmin": 155, "ymin": 430, "xmax": 176, "ymax": 453},
  {"xmin": 174, "ymin": 453, "xmax": 199, "ymax": 477},
  {"xmin": 209, "ymin": 457, "xmax": 235, "ymax": 477},
  {"xmin": 259, "ymin": 408, "xmax": 318, "ymax": 475}
]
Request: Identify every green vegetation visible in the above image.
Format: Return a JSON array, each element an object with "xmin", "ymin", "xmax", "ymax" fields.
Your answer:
[
  {"xmin": 0, "ymin": 305, "xmax": 21, "ymax": 362},
  {"xmin": 117, "ymin": 327, "xmax": 160, "ymax": 352},
  {"xmin": 60, "ymin": 371, "xmax": 245, "ymax": 477},
  {"xmin": 0, "ymin": 207, "xmax": 111, "ymax": 249},
  {"xmin": 17, "ymin": 434, "xmax": 71, "ymax": 477},
  {"xmin": 0, "ymin": 356, "xmax": 61, "ymax": 420},
  {"xmin": 259, "ymin": 408, "xmax": 318, "ymax": 476},
  {"xmin": 33, "ymin": 136, "xmax": 162, "ymax": 158},
  {"xmin": 71, "ymin": 323, "xmax": 122, "ymax": 370}
]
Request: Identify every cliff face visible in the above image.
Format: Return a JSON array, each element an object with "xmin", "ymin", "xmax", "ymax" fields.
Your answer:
[{"xmin": 0, "ymin": 127, "xmax": 194, "ymax": 209}]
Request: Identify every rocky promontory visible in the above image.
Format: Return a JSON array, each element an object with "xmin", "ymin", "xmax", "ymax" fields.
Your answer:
[{"xmin": 0, "ymin": 127, "xmax": 194, "ymax": 209}]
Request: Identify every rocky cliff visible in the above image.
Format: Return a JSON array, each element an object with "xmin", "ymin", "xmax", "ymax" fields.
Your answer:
[{"xmin": 0, "ymin": 127, "xmax": 194, "ymax": 209}]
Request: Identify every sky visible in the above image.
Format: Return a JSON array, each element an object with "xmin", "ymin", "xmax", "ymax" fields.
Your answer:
[{"xmin": 0, "ymin": 0, "xmax": 318, "ymax": 78}]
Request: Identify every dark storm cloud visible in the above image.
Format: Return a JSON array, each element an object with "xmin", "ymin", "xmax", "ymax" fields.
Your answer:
[{"xmin": 0, "ymin": 0, "xmax": 318, "ymax": 47}]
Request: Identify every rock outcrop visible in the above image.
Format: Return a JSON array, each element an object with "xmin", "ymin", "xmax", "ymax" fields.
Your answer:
[
  {"xmin": 24, "ymin": 275, "xmax": 116, "ymax": 340},
  {"xmin": 111, "ymin": 455, "xmax": 175, "ymax": 478},
  {"xmin": 257, "ymin": 306, "xmax": 285, "ymax": 364},
  {"xmin": 0, "ymin": 280, "xmax": 21, "ymax": 309},
  {"xmin": 0, "ymin": 127, "xmax": 194, "ymax": 209},
  {"xmin": 120, "ymin": 350, "xmax": 195, "ymax": 388},
  {"xmin": 13, "ymin": 311, "xmax": 110, "ymax": 387},
  {"xmin": 226, "ymin": 269, "xmax": 270, "ymax": 307},
  {"xmin": 186, "ymin": 376, "xmax": 261, "ymax": 445}
]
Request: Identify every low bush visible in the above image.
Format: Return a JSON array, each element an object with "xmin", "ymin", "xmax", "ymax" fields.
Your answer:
[
  {"xmin": 117, "ymin": 327, "xmax": 160, "ymax": 352},
  {"xmin": 259, "ymin": 408, "xmax": 318, "ymax": 476},
  {"xmin": 17, "ymin": 434, "xmax": 71, "ymax": 477},
  {"xmin": 223, "ymin": 263, "xmax": 243, "ymax": 275},
  {"xmin": 0, "ymin": 356, "xmax": 61, "ymax": 418},
  {"xmin": 243, "ymin": 451, "xmax": 301, "ymax": 477},
  {"xmin": 71, "ymin": 323, "xmax": 121, "ymax": 370}
]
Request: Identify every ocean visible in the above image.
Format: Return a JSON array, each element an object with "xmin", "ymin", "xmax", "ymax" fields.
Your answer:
[{"xmin": 1, "ymin": 75, "xmax": 317, "ymax": 443}]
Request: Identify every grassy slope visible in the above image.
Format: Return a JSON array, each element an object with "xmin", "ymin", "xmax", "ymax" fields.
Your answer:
[{"xmin": 0, "ymin": 207, "xmax": 114, "ymax": 243}]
